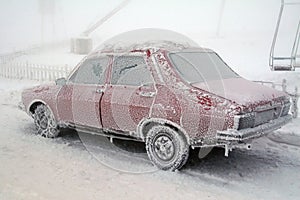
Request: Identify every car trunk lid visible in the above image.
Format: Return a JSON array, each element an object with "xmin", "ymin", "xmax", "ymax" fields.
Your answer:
[{"xmin": 191, "ymin": 77, "xmax": 287, "ymax": 107}]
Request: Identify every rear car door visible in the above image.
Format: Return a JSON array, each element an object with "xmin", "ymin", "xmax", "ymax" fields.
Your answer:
[
  {"xmin": 101, "ymin": 55, "xmax": 156, "ymax": 134},
  {"xmin": 57, "ymin": 56, "xmax": 110, "ymax": 128}
]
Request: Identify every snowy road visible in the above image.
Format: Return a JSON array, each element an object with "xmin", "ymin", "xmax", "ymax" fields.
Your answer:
[{"xmin": 0, "ymin": 81, "xmax": 300, "ymax": 199}]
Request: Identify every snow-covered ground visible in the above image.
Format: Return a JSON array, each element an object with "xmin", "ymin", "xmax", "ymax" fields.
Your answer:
[{"xmin": 0, "ymin": 76, "xmax": 300, "ymax": 200}]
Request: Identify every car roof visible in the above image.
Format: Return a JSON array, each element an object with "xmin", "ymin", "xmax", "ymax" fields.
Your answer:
[{"xmin": 88, "ymin": 40, "xmax": 214, "ymax": 58}]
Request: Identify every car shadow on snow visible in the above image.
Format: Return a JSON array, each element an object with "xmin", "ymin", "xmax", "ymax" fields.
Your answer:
[
  {"xmin": 59, "ymin": 129, "xmax": 292, "ymax": 180},
  {"xmin": 23, "ymin": 122, "xmax": 298, "ymax": 179},
  {"xmin": 183, "ymin": 147, "xmax": 281, "ymax": 180}
]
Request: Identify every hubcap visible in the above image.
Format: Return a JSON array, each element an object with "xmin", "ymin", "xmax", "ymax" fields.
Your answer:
[{"xmin": 153, "ymin": 135, "xmax": 175, "ymax": 161}]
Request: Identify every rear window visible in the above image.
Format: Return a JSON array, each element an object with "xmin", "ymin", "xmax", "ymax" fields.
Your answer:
[{"xmin": 169, "ymin": 52, "xmax": 239, "ymax": 83}]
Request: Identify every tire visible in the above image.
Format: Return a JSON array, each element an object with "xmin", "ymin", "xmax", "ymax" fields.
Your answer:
[
  {"xmin": 145, "ymin": 125, "xmax": 189, "ymax": 171},
  {"xmin": 34, "ymin": 104, "xmax": 59, "ymax": 138}
]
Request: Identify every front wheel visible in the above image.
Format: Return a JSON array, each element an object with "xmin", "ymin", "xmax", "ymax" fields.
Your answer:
[
  {"xmin": 34, "ymin": 104, "xmax": 59, "ymax": 138},
  {"xmin": 145, "ymin": 125, "xmax": 189, "ymax": 171}
]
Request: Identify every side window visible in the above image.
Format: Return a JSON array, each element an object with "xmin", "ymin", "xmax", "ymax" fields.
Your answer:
[
  {"xmin": 111, "ymin": 56, "xmax": 153, "ymax": 86},
  {"xmin": 69, "ymin": 57, "xmax": 109, "ymax": 85}
]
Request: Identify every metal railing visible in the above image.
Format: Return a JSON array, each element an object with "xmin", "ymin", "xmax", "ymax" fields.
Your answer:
[
  {"xmin": 0, "ymin": 61, "xmax": 71, "ymax": 81},
  {"xmin": 269, "ymin": 0, "xmax": 300, "ymax": 71},
  {"xmin": 254, "ymin": 79, "xmax": 299, "ymax": 118}
]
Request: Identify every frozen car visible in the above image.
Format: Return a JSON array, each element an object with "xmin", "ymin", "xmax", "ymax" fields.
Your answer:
[{"xmin": 21, "ymin": 42, "xmax": 292, "ymax": 171}]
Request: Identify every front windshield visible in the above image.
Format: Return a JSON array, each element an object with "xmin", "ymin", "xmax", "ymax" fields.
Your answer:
[{"xmin": 169, "ymin": 52, "xmax": 239, "ymax": 84}]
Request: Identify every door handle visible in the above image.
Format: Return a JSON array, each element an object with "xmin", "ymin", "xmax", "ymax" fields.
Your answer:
[
  {"xmin": 96, "ymin": 88, "xmax": 104, "ymax": 94},
  {"xmin": 138, "ymin": 91, "xmax": 156, "ymax": 98}
]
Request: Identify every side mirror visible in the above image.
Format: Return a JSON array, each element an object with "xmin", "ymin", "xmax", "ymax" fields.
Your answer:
[{"xmin": 55, "ymin": 77, "xmax": 66, "ymax": 86}]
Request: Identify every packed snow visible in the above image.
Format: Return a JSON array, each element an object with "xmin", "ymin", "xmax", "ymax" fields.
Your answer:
[{"xmin": 0, "ymin": 77, "xmax": 300, "ymax": 199}]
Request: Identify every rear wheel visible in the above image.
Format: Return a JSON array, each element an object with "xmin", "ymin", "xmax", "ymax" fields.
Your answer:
[
  {"xmin": 34, "ymin": 104, "xmax": 59, "ymax": 138},
  {"xmin": 145, "ymin": 125, "xmax": 189, "ymax": 171}
]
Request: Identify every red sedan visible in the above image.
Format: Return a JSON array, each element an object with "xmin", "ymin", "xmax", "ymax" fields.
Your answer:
[{"xmin": 21, "ymin": 42, "xmax": 292, "ymax": 171}]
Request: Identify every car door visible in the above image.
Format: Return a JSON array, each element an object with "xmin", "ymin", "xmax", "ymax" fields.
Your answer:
[
  {"xmin": 57, "ymin": 56, "xmax": 110, "ymax": 128},
  {"xmin": 101, "ymin": 55, "xmax": 156, "ymax": 134}
]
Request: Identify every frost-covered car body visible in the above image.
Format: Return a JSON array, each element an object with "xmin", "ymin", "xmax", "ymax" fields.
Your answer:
[{"xmin": 21, "ymin": 43, "xmax": 292, "ymax": 170}]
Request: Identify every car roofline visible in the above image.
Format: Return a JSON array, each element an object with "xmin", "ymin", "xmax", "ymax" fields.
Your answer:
[{"xmin": 88, "ymin": 47, "xmax": 215, "ymax": 58}]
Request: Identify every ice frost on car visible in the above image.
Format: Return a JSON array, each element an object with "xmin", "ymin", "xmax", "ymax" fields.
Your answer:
[{"xmin": 21, "ymin": 41, "xmax": 292, "ymax": 171}]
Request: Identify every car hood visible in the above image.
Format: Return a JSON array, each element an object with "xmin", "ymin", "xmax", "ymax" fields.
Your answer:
[{"xmin": 191, "ymin": 77, "xmax": 287, "ymax": 106}]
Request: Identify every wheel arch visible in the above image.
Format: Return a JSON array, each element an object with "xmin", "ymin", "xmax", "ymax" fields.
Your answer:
[
  {"xmin": 137, "ymin": 118, "xmax": 190, "ymax": 145},
  {"xmin": 28, "ymin": 99, "xmax": 49, "ymax": 117}
]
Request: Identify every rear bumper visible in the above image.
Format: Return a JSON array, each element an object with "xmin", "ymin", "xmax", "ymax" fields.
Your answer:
[{"xmin": 216, "ymin": 114, "xmax": 292, "ymax": 142}]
